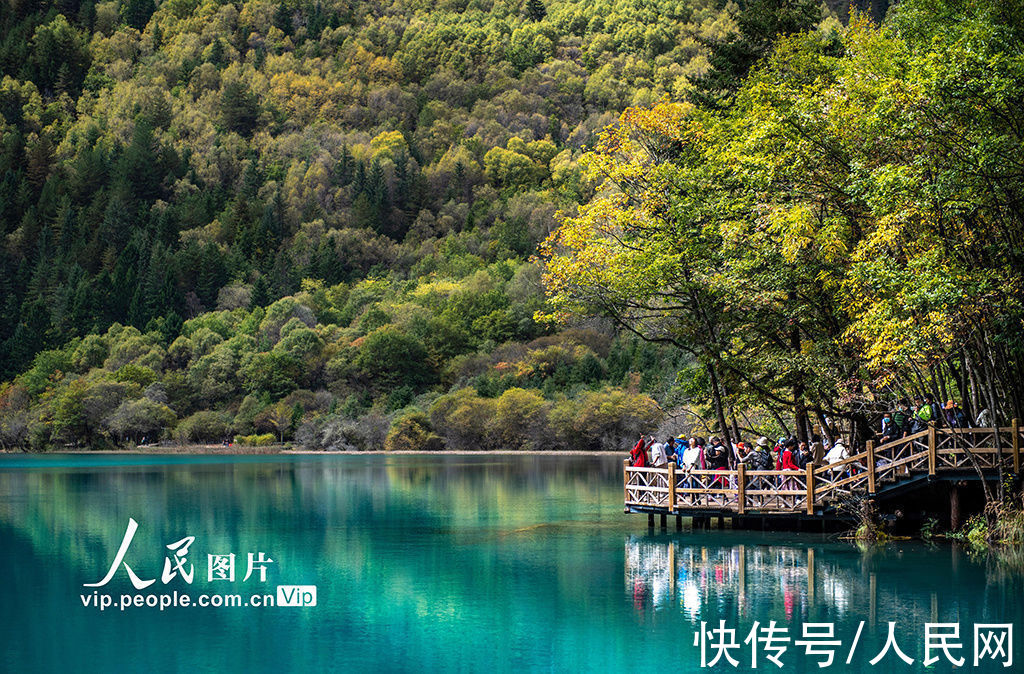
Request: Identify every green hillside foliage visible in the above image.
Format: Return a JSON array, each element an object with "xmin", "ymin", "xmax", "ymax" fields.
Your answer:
[
  {"xmin": 0, "ymin": 0, "xmax": 737, "ymax": 378},
  {"xmin": 0, "ymin": 262, "xmax": 676, "ymax": 450},
  {"xmin": 0, "ymin": 0, "xmax": 743, "ymax": 450}
]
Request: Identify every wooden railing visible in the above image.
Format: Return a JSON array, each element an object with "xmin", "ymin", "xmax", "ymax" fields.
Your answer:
[{"xmin": 624, "ymin": 422, "xmax": 1024, "ymax": 516}]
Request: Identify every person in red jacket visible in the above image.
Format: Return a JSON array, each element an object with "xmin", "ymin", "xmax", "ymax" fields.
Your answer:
[
  {"xmin": 780, "ymin": 439, "xmax": 800, "ymax": 491},
  {"xmin": 629, "ymin": 435, "xmax": 648, "ymax": 468},
  {"xmin": 780, "ymin": 440, "xmax": 801, "ymax": 471}
]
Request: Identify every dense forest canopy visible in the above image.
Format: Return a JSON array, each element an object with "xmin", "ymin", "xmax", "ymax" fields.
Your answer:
[
  {"xmin": 0, "ymin": 0, "xmax": 749, "ymax": 450},
  {"xmin": 2, "ymin": 0, "xmax": 1021, "ymax": 454},
  {"xmin": 0, "ymin": 0, "xmax": 744, "ymax": 382},
  {"xmin": 543, "ymin": 0, "xmax": 1024, "ymax": 448}
]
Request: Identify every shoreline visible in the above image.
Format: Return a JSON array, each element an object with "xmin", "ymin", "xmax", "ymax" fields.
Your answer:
[{"xmin": 0, "ymin": 447, "xmax": 627, "ymax": 457}]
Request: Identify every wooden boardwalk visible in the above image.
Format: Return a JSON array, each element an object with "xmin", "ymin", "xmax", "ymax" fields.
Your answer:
[{"xmin": 624, "ymin": 423, "xmax": 1023, "ymax": 521}]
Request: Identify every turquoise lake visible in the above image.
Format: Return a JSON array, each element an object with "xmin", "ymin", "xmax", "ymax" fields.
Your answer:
[{"xmin": 0, "ymin": 453, "xmax": 1020, "ymax": 673}]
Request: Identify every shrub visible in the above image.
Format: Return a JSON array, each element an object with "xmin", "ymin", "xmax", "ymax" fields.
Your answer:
[
  {"xmin": 354, "ymin": 326, "xmax": 436, "ymax": 391},
  {"xmin": 174, "ymin": 411, "xmax": 233, "ymax": 443},
  {"xmin": 233, "ymin": 433, "xmax": 276, "ymax": 446},
  {"xmin": 429, "ymin": 388, "xmax": 497, "ymax": 450},
  {"xmin": 384, "ymin": 412, "xmax": 443, "ymax": 452}
]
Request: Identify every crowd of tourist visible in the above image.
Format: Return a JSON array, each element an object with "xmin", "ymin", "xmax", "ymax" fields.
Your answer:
[
  {"xmin": 627, "ymin": 393, "xmax": 985, "ymax": 478},
  {"xmin": 628, "ymin": 433, "xmax": 836, "ymax": 475}
]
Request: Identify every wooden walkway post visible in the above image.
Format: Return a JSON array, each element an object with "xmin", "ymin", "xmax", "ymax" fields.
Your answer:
[
  {"xmin": 1013, "ymin": 418, "xmax": 1020, "ymax": 473},
  {"xmin": 737, "ymin": 463, "xmax": 746, "ymax": 515},
  {"xmin": 805, "ymin": 464, "xmax": 815, "ymax": 515},
  {"xmin": 866, "ymin": 440, "xmax": 876, "ymax": 494},
  {"xmin": 667, "ymin": 463, "xmax": 676, "ymax": 511},
  {"xmin": 623, "ymin": 459, "xmax": 629, "ymax": 506},
  {"xmin": 928, "ymin": 426, "xmax": 937, "ymax": 476}
]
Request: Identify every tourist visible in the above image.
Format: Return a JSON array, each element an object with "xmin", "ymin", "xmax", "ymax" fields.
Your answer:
[
  {"xmin": 780, "ymin": 439, "xmax": 801, "ymax": 490},
  {"xmin": 649, "ymin": 437, "xmax": 668, "ymax": 467},
  {"xmin": 824, "ymin": 438, "xmax": 849, "ymax": 475},
  {"xmin": 908, "ymin": 398, "xmax": 928, "ymax": 434},
  {"xmin": 739, "ymin": 436, "xmax": 773, "ymax": 470},
  {"xmin": 705, "ymin": 437, "xmax": 728, "ymax": 470},
  {"xmin": 809, "ymin": 434, "xmax": 825, "ymax": 465},
  {"xmin": 921, "ymin": 393, "xmax": 943, "ymax": 427},
  {"xmin": 679, "ymin": 438, "xmax": 701, "ymax": 494},
  {"xmin": 944, "ymin": 401, "xmax": 967, "ymax": 427},
  {"xmin": 879, "ymin": 411, "xmax": 900, "ymax": 444},
  {"xmin": 976, "ymin": 407, "xmax": 991, "ymax": 427},
  {"xmin": 704, "ymin": 437, "xmax": 729, "ymax": 487},
  {"xmin": 892, "ymin": 400, "xmax": 911, "ymax": 437},
  {"xmin": 797, "ymin": 441, "xmax": 811, "ymax": 469},
  {"xmin": 666, "ymin": 437, "xmax": 682, "ymax": 465},
  {"xmin": 629, "ymin": 435, "xmax": 648, "ymax": 468},
  {"xmin": 681, "ymin": 437, "xmax": 701, "ymax": 469}
]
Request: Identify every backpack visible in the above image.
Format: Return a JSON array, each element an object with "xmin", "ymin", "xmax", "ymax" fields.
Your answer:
[{"xmin": 917, "ymin": 404, "xmax": 933, "ymax": 422}]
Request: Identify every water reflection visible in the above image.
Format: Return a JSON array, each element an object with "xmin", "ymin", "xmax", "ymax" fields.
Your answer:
[
  {"xmin": 627, "ymin": 538, "xmax": 837, "ymax": 620},
  {"xmin": 625, "ymin": 534, "xmax": 1023, "ymax": 639}
]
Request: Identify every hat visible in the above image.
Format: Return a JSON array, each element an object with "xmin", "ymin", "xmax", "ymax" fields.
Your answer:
[
  {"xmin": 756, "ymin": 436, "xmax": 769, "ymax": 448},
  {"xmin": 944, "ymin": 400, "xmax": 955, "ymax": 409}
]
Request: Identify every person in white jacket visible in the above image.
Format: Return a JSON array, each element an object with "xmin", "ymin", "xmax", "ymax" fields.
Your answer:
[
  {"xmin": 824, "ymin": 439, "xmax": 865, "ymax": 477},
  {"xmin": 649, "ymin": 439, "xmax": 668, "ymax": 467}
]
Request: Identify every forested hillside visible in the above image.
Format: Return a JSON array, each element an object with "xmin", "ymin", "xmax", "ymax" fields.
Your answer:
[
  {"xmin": 0, "ymin": 0, "xmax": 756, "ymax": 450},
  {"xmin": 0, "ymin": 0, "xmax": 740, "ymax": 373}
]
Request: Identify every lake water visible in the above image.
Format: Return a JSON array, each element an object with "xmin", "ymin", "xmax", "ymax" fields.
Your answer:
[{"xmin": 0, "ymin": 453, "xmax": 1020, "ymax": 673}]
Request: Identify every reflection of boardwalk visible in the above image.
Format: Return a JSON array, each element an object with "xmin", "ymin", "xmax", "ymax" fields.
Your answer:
[
  {"xmin": 625, "ymin": 425, "xmax": 1023, "ymax": 520},
  {"xmin": 626, "ymin": 538, "xmax": 831, "ymax": 620},
  {"xmin": 624, "ymin": 538, "xmax": 952, "ymax": 629}
]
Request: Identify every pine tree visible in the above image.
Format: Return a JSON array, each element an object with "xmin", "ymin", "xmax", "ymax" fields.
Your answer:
[
  {"xmin": 219, "ymin": 81, "xmax": 260, "ymax": 137},
  {"xmin": 122, "ymin": 0, "xmax": 156, "ymax": 31},
  {"xmin": 526, "ymin": 0, "xmax": 546, "ymax": 22},
  {"xmin": 690, "ymin": 0, "xmax": 821, "ymax": 109},
  {"xmin": 249, "ymin": 275, "xmax": 270, "ymax": 310}
]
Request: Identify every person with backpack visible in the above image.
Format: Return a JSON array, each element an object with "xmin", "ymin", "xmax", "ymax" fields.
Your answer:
[
  {"xmin": 944, "ymin": 401, "xmax": 967, "ymax": 428},
  {"xmin": 892, "ymin": 400, "xmax": 911, "ymax": 437},
  {"xmin": 908, "ymin": 398, "xmax": 928, "ymax": 434},
  {"xmin": 703, "ymin": 437, "xmax": 729, "ymax": 487},
  {"xmin": 918, "ymin": 393, "xmax": 943, "ymax": 427},
  {"xmin": 739, "ymin": 436, "xmax": 774, "ymax": 471}
]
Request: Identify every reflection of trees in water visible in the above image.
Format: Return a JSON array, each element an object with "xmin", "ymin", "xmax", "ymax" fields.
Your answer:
[
  {"xmin": 624, "ymin": 536, "xmax": 1009, "ymax": 632},
  {"xmin": 0, "ymin": 455, "xmax": 625, "ymax": 575}
]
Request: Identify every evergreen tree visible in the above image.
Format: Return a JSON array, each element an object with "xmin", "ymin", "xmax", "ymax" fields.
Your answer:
[
  {"xmin": 690, "ymin": 0, "xmax": 821, "ymax": 109},
  {"xmin": 122, "ymin": 0, "xmax": 156, "ymax": 31},
  {"xmin": 219, "ymin": 81, "xmax": 260, "ymax": 137},
  {"xmin": 526, "ymin": 0, "xmax": 546, "ymax": 22},
  {"xmin": 249, "ymin": 275, "xmax": 270, "ymax": 309}
]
